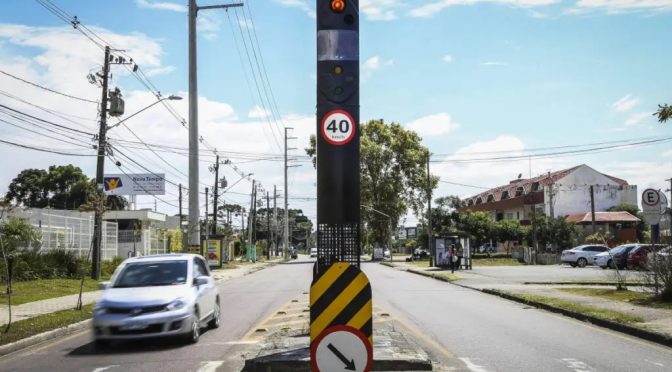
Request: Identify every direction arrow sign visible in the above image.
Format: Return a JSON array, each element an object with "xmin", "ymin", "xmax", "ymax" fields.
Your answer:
[{"xmin": 311, "ymin": 325, "xmax": 372, "ymax": 372}]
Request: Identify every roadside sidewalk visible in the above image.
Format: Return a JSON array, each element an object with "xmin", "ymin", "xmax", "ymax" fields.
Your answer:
[
  {"xmin": 384, "ymin": 261, "xmax": 672, "ymax": 343},
  {"xmin": 0, "ymin": 259, "xmax": 278, "ymax": 326}
]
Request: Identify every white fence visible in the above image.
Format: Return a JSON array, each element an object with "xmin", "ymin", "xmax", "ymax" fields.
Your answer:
[{"xmin": 1, "ymin": 208, "xmax": 118, "ymax": 260}]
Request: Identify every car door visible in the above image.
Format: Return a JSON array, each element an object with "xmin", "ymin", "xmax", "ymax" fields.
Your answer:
[
  {"xmin": 194, "ymin": 257, "xmax": 215, "ymax": 318},
  {"xmin": 192, "ymin": 258, "xmax": 212, "ymax": 320},
  {"xmin": 587, "ymin": 246, "xmax": 606, "ymax": 263}
]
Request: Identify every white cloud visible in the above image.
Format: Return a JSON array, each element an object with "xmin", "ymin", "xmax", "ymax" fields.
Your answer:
[
  {"xmin": 248, "ymin": 105, "xmax": 270, "ymax": 119},
  {"xmin": 406, "ymin": 113, "xmax": 461, "ymax": 137},
  {"xmin": 362, "ymin": 56, "xmax": 393, "ymax": 79},
  {"xmin": 144, "ymin": 66, "xmax": 175, "ymax": 77},
  {"xmin": 442, "ymin": 55, "xmax": 454, "ymax": 63},
  {"xmin": 361, "ymin": 0, "xmax": 401, "ymax": 21},
  {"xmin": 574, "ymin": 0, "xmax": 672, "ymax": 12},
  {"xmin": 274, "ymin": 0, "xmax": 316, "ymax": 18},
  {"xmin": 479, "ymin": 61, "xmax": 507, "ymax": 66},
  {"xmin": 662, "ymin": 149, "xmax": 672, "ymax": 158},
  {"xmin": 625, "ymin": 112, "xmax": 653, "ymax": 126},
  {"xmin": 612, "ymin": 94, "xmax": 640, "ymax": 112},
  {"xmin": 410, "ymin": 0, "xmax": 560, "ymax": 18},
  {"xmin": 135, "ymin": 0, "xmax": 186, "ymax": 12}
]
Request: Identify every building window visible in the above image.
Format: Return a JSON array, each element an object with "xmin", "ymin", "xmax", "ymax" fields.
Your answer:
[
  {"xmin": 516, "ymin": 211, "xmax": 520, "ymax": 220},
  {"xmin": 487, "ymin": 194, "xmax": 495, "ymax": 203},
  {"xmin": 515, "ymin": 187, "xmax": 524, "ymax": 197},
  {"xmin": 501, "ymin": 191, "xmax": 509, "ymax": 200},
  {"xmin": 476, "ymin": 197, "xmax": 483, "ymax": 205},
  {"xmin": 468, "ymin": 199, "xmax": 474, "ymax": 206},
  {"xmin": 532, "ymin": 182, "xmax": 540, "ymax": 191},
  {"xmin": 506, "ymin": 213, "xmax": 513, "ymax": 220}
]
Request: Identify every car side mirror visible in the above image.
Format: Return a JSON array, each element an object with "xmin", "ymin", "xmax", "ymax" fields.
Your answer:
[
  {"xmin": 193, "ymin": 276, "xmax": 208, "ymax": 287},
  {"xmin": 99, "ymin": 281, "xmax": 110, "ymax": 290}
]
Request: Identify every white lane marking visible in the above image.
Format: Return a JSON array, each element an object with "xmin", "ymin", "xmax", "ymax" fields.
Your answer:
[
  {"xmin": 197, "ymin": 361, "xmax": 224, "ymax": 372},
  {"xmin": 91, "ymin": 366, "xmax": 119, "ymax": 372},
  {"xmin": 645, "ymin": 359, "xmax": 665, "ymax": 368},
  {"xmin": 459, "ymin": 357, "xmax": 491, "ymax": 372},
  {"xmin": 561, "ymin": 358, "xmax": 595, "ymax": 372}
]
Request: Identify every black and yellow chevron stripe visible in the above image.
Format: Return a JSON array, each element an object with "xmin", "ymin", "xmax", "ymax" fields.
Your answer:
[{"xmin": 310, "ymin": 262, "xmax": 372, "ymax": 343}]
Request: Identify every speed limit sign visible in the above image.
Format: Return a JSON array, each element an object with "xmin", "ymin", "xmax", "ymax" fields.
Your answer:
[{"xmin": 321, "ymin": 110, "xmax": 356, "ymax": 145}]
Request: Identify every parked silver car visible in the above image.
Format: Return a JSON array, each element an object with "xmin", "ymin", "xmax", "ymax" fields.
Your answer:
[
  {"xmin": 92, "ymin": 254, "xmax": 220, "ymax": 348},
  {"xmin": 560, "ymin": 244, "xmax": 608, "ymax": 267}
]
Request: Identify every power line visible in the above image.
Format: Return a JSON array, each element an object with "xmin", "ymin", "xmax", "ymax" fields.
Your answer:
[
  {"xmin": 0, "ymin": 104, "xmax": 95, "ymax": 136},
  {"xmin": 0, "ymin": 138, "xmax": 94, "ymax": 156},
  {"xmin": 0, "ymin": 69, "xmax": 98, "ymax": 104},
  {"xmin": 439, "ymin": 179, "xmax": 491, "ymax": 189},
  {"xmin": 0, "ymin": 118, "xmax": 92, "ymax": 149}
]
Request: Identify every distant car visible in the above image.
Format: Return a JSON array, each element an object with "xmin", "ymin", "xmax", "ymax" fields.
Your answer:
[
  {"xmin": 643, "ymin": 245, "xmax": 672, "ymax": 269},
  {"xmin": 560, "ymin": 244, "xmax": 608, "ymax": 267},
  {"xmin": 412, "ymin": 248, "xmax": 429, "ymax": 259},
  {"xmin": 310, "ymin": 247, "xmax": 318, "ymax": 258},
  {"xmin": 478, "ymin": 243, "xmax": 497, "ymax": 253},
  {"xmin": 626, "ymin": 245, "xmax": 653, "ymax": 270},
  {"xmin": 383, "ymin": 249, "xmax": 391, "ymax": 259},
  {"xmin": 290, "ymin": 248, "xmax": 298, "ymax": 259},
  {"xmin": 92, "ymin": 254, "xmax": 219, "ymax": 348},
  {"xmin": 594, "ymin": 244, "xmax": 639, "ymax": 269}
]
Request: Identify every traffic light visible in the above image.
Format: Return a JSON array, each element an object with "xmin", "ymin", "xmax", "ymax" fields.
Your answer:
[{"xmin": 316, "ymin": 1, "xmax": 360, "ymax": 271}]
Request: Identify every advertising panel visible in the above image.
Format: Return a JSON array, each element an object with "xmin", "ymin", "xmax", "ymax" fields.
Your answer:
[
  {"xmin": 103, "ymin": 173, "xmax": 165, "ymax": 196},
  {"xmin": 202, "ymin": 238, "xmax": 222, "ymax": 268}
]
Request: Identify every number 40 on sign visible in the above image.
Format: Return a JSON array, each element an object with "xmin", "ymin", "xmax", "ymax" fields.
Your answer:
[{"xmin": 321, "ymin": 110, "xmax": 356, "ymax": 146}]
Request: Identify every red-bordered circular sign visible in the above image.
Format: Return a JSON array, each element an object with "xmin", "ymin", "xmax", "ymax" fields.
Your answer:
[
  {"xmin": 642, "ymin": 188, "xmax": 661, "ymax": 207},
  {"xmin": 311, "ymin": 325, "xmax": 372, "ymax": 372},
  {"xmin": 321, "ymin": 109, "xmax": 356, "ymax": 146}
]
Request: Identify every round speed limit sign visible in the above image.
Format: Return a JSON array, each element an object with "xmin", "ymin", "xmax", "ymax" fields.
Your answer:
[{"xmin": 321, "ymin": 110, "xmax": 356, "ymax": 146}]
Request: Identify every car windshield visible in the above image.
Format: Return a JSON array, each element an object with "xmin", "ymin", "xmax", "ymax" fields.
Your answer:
[
  {"xmin": 113, "ymin": 260, "xmax": 188, "ymax": 288},
  {"xmin": 609, "ymin": 246, "xmax": 625, "ymax": 254}
]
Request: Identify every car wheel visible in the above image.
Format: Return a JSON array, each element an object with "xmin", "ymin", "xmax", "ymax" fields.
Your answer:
[
  {"xmin": 94, "ymin": 339, "xmax": 109, "ymax": 350},
  {"xmin": 569, "ymin": 263, "xmax": 577, "ymax": 268},
  {"xmin": 577, "ymin": 258, "xmax": 587, "ymax": 268},
  {"xmin": 208, "ymin": 299, "xmax": 220, "ymax": 329},
  {"xmin": 186, "ymin": 309, "xmax": 200, "ymax": 344},
  {"xmin": 600, "ymin": 265, "xmax": 607, "ymax": 270}
]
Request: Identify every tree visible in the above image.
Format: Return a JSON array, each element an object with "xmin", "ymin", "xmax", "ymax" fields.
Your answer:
[
  {"xmin": 493, "ymin": 220, "xmax": 526, "ymax": 252},
  {"xmin": 456, "ymin": 211, "xmax": 494, "ymax": 245},
  {"xmin": 655, "ymin": 104, "xmax": 671, "ymax": 123},
  {"xmin": 525, "ymin": 214, "xmax": 577, "ymax": 252},
  {"xmin": 430, "ymin": 195, "xmax": 464, "ymax": 235},
  {"xmin": 306, "ymin": 119, "xmax": 437, "ymax": 247},
  {"xmin": 4, "ymin": 165, "xmax": 127, "ymax": 211}
]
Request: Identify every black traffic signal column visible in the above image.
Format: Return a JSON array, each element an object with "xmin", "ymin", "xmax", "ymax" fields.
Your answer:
[{"xmin": 316, "ymin": 0, "xmax": 360, "ymax": 273}]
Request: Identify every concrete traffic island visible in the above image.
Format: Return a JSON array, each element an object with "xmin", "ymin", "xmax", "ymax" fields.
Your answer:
[
  {"xmin": 242, "ymin": 326, "xmax": 432, "ymax": 371},
  {"xmin": 241, "ymin": 293, "xmax": 433, "ymax": 371}
]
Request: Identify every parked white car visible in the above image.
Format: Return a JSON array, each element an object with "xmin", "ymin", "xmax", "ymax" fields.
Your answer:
[
  {"xmin": 92, "ymin": 254, "xmax": 219, "ymax": 348},
  {"xmin": 560, "ymin": 244, "xmax": 608, "ymax": 267}
]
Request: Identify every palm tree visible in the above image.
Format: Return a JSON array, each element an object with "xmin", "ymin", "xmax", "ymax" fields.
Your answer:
[{"xmin": 655, "ymin": 104, "xmax": 671, "ymax": 123}]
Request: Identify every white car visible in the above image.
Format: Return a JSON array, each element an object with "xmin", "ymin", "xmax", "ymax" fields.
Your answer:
[
  {"xmin": 560, "ymin": 244, "xmax": 608, "ymax": 267},
  {"xmin": 310, "ymin": 247, "xmax": 318, "ymax": 257},
  {"xmin": 92, "ymin": 254, "xmax": 219, "ymax": 348}
]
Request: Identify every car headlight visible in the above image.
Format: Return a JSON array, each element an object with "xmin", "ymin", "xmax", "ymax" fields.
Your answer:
[
  {"xmin": 93, "ymin": 303, "xmax": 107, "ymax": 316},
  {"xmin": 165, "ymin": 298, "xmax": 187, "ymax": 311}
]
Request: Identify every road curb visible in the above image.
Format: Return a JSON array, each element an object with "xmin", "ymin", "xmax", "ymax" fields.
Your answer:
[
  {"xmin": 480, "ymin": 289, "xmax": 672, "ymax": 348},
  {"xmin": 380, "ymin": 262, "xmax": 456, "ymax": 283},
  {"xmin": 379, "ymin": 262, "xmax": 672, "ymax": 348},
  {"xmin": 0, "ymin": 319, "xmax": 91, "ymax": 358}
]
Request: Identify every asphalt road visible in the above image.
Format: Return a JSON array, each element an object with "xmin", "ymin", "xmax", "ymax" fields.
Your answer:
[
  {"xmin": 0, "ymin": 261, "xmax": 313, "ymax": 372},
  {"xmin": 363, "ymin": 263, "xmax": 672, "ymax": 372},
  {"xmin": 3, "ymin": 260, "xmax": 672, "ymax": 372}
]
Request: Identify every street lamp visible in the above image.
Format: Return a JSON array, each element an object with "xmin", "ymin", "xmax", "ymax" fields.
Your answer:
[{"xmin": 107, "ymin": 95, "xmax": 182, "ymax": 130}]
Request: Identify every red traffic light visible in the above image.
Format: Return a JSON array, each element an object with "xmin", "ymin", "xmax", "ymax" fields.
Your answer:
[{"xmin": 331, "ymin": 0, "xmax": 345, "ymax": 12}]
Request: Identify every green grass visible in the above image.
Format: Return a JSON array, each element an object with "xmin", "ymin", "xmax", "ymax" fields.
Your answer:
[
  {"xmin": 472, "ymin": 258, "xmax": 521, "ymax": 266},
  {"xmin": 525, "ymin": 280, "xmax": 651, "ymax": 286},
  {"xmin": 0, "ymin": 304, "xmax": 93, "ymax": 346},
  {"xmin": 558, "ymin": 288, "xmax": 672, "ymax": 310},
  {"xmin": 0, "ymin": 279, "xmax": 100, "ymax": 306},
  {"xmin": 507, "ymin": 291, "xmax": 644, "ymax": 324},
  {"xmin": 401, "ymin": 260, "xmax": 434, "ymax": 268}
]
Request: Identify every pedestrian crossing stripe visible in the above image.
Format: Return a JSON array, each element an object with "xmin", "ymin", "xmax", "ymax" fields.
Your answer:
[{"xmin": 310, "ymin": 262, "xmax": 372, "ymax": 343}]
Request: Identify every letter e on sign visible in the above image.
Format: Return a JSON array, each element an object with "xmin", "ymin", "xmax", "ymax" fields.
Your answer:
[
  {"xmin": 321, "ymin": 110, "xmax": 356, "ymax": 146},
  {"xmin": 642, "ymin": 188, "xmax": 661, "ymax": 208}
]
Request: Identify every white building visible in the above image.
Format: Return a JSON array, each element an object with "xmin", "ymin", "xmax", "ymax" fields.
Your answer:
[{"xmin": 461, "ymin": 165, "xmax": 637, "ymax": 223}]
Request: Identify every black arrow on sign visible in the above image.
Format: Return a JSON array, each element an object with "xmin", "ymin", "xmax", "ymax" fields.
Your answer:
[{"xmin": 327, "ymin": 343, "xmax": 356, "ymax": 371}]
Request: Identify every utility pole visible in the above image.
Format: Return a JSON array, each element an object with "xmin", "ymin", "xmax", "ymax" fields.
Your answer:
[
  {"xmin": 548, "ymin": 171, "xmax": 554, "ymax": 218},
  {"xmin": 266, "ymin": 191, "xmax": 271, "ymax": 259},
  {"xmin": 590, "ymin": 185, "xmax": 596, "ymax": 234},
  {"xmin": 247, "ymin": 180, "xmax": 255, "ymax": 259},
  {"xmin": 205, "ymin": 187, "xmax": 209, "ymax": 240},
  {"xmin": 427, "ymin": 153, "xmax": 433, "ymax": 267},
  {"xmin": 91, "ymin": 45, "xmax": 111, "ymax": 280},
  {"xmin": 284, "ymin": 128, "xmax": 290, "ymax": 258},
  {"xmin": 187, "ymin": 0, "xmax": 243, "ymax": 250},
  {"xmin": 273, "ymin": 185, "xmax": 278, "ymax": 256},
  {"xmin": 154, "ymin": 199, "xmax": 157, "ymax": 212},
  {"xmin": 252, "ymin": 184, "xmax": 257, "ymax": 246},
  {"xmin": 179, "ymin": 184, "xmax": 184, "ymax": 251},
  {"xmin": 212, "ymin": 155, "xmax": 221, "ymax": 235}
]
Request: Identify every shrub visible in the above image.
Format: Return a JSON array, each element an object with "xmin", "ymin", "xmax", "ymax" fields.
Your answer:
[
  {"xmin": 472, "ymin": 253, "xmax": 512, "ymax": 259},
  {"xmin": 0, "ymin": 249, "xmax": 86, "ymax": 282},
  {"xmin": 101, "ymin": 256, "xmax": 123, "ymax": 278}
]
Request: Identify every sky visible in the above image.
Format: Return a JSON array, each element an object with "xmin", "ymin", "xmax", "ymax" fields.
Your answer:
[{"xmin": 0, "ymin": 0, "xmax": 671, "ymax": 228}]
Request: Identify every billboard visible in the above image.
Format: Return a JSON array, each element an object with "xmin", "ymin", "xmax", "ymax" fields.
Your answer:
[
  {"xmin": 103, "ymin": 173, "xmax": 165, "ymax": 196},
  {"xmin": 202, "ymin": 238, "xmax": 222, "ymax": 268}
]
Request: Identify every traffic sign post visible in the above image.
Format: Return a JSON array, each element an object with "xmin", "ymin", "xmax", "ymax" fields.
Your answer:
[
  {"xmin": 642, "ymin": 188, "xmax": 666, "ymax": 226},
  {"xmin": 315, "ymin": 0, "xmax": 361, "ymax": 272},
  {"xmin": 310, "ymin": 262, "xmax": 372, "ymax": 371},
  {"xmin": 311, "ymin": 325, "xmax": 373, "ymax": 372}
]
